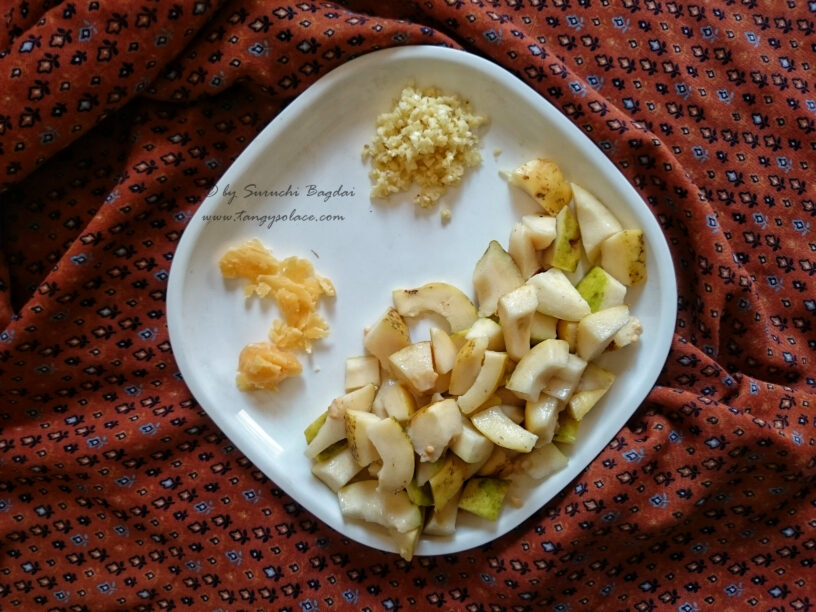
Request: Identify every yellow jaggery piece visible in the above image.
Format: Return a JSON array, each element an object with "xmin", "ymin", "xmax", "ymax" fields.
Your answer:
[
  {"xmin": 269, "ymin": 313, "xmax": 330, "ymax": 352},
  {"xmin": 219, "ymin": 237, "xmax": 279, "ymax": 283},
  {"xmin": 263, "ymin": 278, "xmax": 315, "ymax": 329},
  {"xmin": 219, "ymin": 239, "xmax": 335, "ymax": 390},
  {"xmin": 256, "ymin": 257, "xmax": 334, "ymax": 332},
  {"xmin": 362, "ymin": 84, "xmax": 488, "ymax": 209},
  {"xmin": 236, "ymin": 342, "xmax": 302, "ymax": 391}
]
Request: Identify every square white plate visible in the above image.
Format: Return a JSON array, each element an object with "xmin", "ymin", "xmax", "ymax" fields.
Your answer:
[{"xmin": 167, "ymin": 46, "xmax": 676, "ymax": 557}]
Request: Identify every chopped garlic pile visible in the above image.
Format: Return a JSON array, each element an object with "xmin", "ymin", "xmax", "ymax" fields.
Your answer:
[{"xmin": 363, "ymin": 84, "xmax": 488, "ymax": 209}]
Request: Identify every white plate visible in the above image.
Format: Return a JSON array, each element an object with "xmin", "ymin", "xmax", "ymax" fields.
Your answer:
[{"xmin": 167, "ymin": 46, "xmax": 676, "ymax": 557}]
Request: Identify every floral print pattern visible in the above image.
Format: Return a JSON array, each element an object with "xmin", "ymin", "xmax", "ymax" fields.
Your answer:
[{"xmin": 1, "ymin": 1, "xmax": 815, "ymax": 610}]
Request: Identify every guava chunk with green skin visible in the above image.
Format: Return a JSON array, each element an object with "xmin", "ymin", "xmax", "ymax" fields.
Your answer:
[
  {"xmin": 458, "ymin": 477, "xmax": 511, "ymax": 521},
  {"xmin": 575, "ymin": 266, "xmax": 626, "ymax": 312}
]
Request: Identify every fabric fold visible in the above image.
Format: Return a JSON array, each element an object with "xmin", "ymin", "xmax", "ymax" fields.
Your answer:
[
  {"xmin": 0, "ymin": 0, "xmax": 225, "ymax": 192},
  {"xmin": 0, "ymin": 1, "xmax": 814, "ymax": 610}
]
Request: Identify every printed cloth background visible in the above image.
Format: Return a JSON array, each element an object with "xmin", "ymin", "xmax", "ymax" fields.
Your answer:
[{"xmin": 1, "ymin": 1, "xmax": 815, "ymax": 610}]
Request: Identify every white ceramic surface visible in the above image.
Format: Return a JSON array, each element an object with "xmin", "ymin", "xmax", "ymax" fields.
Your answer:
[{"xmin": 167, "ymin": 46, "xmax": 677, "ymax": 557}]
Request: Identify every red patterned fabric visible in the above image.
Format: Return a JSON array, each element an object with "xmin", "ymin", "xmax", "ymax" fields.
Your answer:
[{"xmin": 1, "ymin": 1, "xmax": 815, "ymax": 610}]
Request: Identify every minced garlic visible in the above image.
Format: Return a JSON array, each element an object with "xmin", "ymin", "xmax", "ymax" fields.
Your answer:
[{"xmin": 362, "ymin": 84, "xmax": 488, "ymax": 209}]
